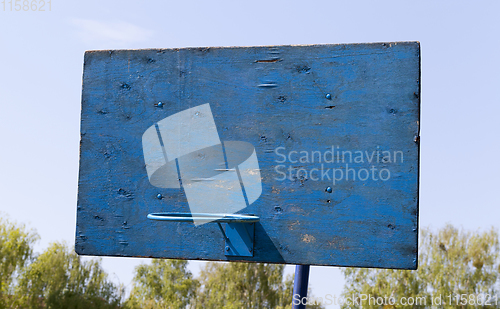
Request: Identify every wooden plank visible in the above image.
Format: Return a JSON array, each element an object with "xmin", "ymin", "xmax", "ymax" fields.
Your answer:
[{"xmin": 76, "ymin": 42, "xmax": 420, "ymax": 269}]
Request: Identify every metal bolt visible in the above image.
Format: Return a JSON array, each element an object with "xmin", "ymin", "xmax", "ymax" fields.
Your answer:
[
  {"xmin": 325, "ymin": 186, "xmax": 333, "ymax": 193},
  {"xmin": 225, "ymin": 246, "xmax": 230, "ymax": 251},
  {"xmin": 157, "ymin": 101, "xmax": 163, "ymax": 107},
  {"xmin": 413, "ymin": 228, "xmax": 417, "ymax": 232},
  {"xmin": 325, "ymin": 93, "xmax": 332, "ymax": 100},
  {"xmin": 156, "ymin": 193, "xmax": 162, "ymax": 199}
]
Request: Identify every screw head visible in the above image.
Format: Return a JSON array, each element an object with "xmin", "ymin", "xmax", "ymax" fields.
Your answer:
[
  {"xmin": 225, "ymin": 246, "xmax": 230, "ymax": 251},
  {"xmin": 157, "ymin": 101, "xmax": 163, "ymax": 107},
  {"xmin": 325, "ymin": 186, "xmax": 333, "ymax": 193},
  {"xmin": 156, "ymin": 193, "xmax": 162, "ymax": 199},
  {"xmin": 325, "ymin": 93, "xmax": 332, "ymax": 100}
]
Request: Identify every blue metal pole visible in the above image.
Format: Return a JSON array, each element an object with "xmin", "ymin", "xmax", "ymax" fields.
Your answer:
[{"xmin": 292, "ymin": 265, "xmax": 310, "ymax": 309}]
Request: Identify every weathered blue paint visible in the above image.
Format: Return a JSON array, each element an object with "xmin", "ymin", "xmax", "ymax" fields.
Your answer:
[{"xmin": 76, "ymin": 42, "xmax": 420, "ymax": 269}]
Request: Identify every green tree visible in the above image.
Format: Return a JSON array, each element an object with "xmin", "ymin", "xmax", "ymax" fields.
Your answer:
[
  {"xmin": 125, "ymin": 259, "xmax": 197, "ymax": 309},
  {"xmin": 194, "ymin": 261, "xmax": 323, "ymax": 309},
  {"xmin": 15, "ymin": 242, "xmax": 123, "ymax": 309},
  {"xmin": 341, "ymin": 225, "xmax": 500, "ymax": 308},
  {"xmin": 0, "ymin": 217, "xmax": 39, "ymax": 308}
]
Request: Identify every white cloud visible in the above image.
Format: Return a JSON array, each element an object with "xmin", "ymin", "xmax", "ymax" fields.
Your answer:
[{"xmin": 71, "ymin": 18, "xmax": 153, "ymax": 45}]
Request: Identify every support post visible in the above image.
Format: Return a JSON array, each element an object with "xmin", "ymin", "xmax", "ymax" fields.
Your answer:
[{"xmin": 292, "ymin": 265, "xmax": 310, "ymax": 309}]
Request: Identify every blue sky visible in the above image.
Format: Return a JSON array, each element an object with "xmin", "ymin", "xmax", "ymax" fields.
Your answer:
[{"xmin": 1, "ymin": 0, "xmax": 499, "ymax": 307}]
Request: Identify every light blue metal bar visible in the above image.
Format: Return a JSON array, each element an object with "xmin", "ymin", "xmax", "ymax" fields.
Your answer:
[{"xmin": 147, "ymin": 212, "xmax": 259, "ymax": 223}]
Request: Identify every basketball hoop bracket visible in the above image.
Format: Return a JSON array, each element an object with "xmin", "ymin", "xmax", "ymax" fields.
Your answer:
[{"xmin": 147, "ymin": 213, "xmax": 258, "ymax": 257}]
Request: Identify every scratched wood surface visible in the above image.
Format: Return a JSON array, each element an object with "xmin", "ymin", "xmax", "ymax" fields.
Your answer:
[{"xmin": 76, "ymin": 42, "xmax": 420, "ymax": 269}]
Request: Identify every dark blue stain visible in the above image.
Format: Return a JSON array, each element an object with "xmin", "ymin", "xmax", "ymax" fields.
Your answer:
[
  {"xmin": 120, "ymin": 83, "xmax": 131, "ymax": 90},
  {"xmin": 277, "ymin": 95, "xmax": 287, "ymax": 103},
  {"xmin": 117, "ymin": 188, "xmax": 134, "ymax": 199},
  {"xmin": 295, "ymin": 65, "xmax": 311, "ymax": 74}
]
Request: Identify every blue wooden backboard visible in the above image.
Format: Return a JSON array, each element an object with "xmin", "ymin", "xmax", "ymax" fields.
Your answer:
[{"xmin": 76, "ymin": 42, "xmax": 420, "ymax": 269}]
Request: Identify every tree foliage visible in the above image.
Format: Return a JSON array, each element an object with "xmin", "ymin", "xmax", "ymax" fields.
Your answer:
[
  {"xmin": 0, "ymin": 217, "xmax": 38, "ymax": 308},
  {"xmin": 15, "ymin": 242, "xmax": 123, "ymax": 309},
  {"xmin": 341, "ymin": 225, "xmax": 500, "ymax": 308},
  {"xmin": 125, "ymin": 259, "xmax": 197, "ymax": 309},
  {"xmin": 193, "ymin": 262, "xmax": 294, "ymax": 309},
  {"xmin": 126, "ymin": 260, "xmax": 325, "ymax": 309}
]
